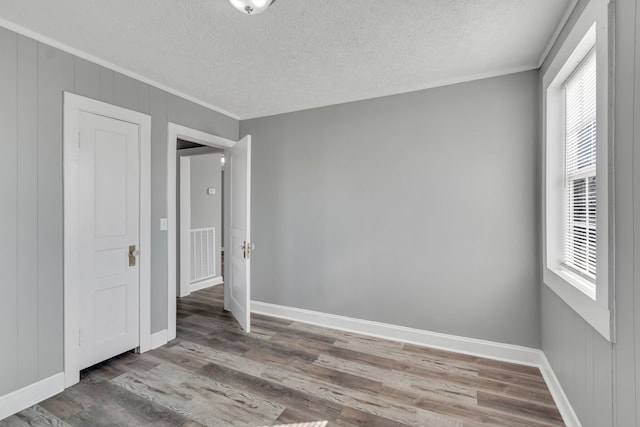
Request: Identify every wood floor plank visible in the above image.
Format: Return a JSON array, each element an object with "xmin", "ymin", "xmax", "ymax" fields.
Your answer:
[
  {"xmin": 314, "ymin": 354, "xmax": 477, "ymax": 405},
  {"xmin": 402, "ymin": 343, "xmax": 545, "ymax": 377},
  {"xmin": 66, "ymin": 376, "xmax": 195, "ymax": 426},
  {"xmin": 182, "ymin": 313, "xmax": 275, "ymax": 340},
  {"xmin": 476, "ymin": 391, "xmax": 563, "ymax": 425},
  {"xmin": 0, "ymin": 416, "xmax": 31, "ymax": 427},
  {"xmin": 272, "ymin": 408, "xmax": 333, "ymax": 426},
  {"xmin": 336, "ymin": 407, "xmax": 410, "ymax": 427},
  {"xmin": 38, "ymin": 391, "xmax": 85, "ymax": 420},
  {"xmin": 167, "ymin": 342, "xmax": 463, "ymax": 426},
  {"xmin": 113, "ymin": 362, "xmax": 281, "ymax": 426},
  {"xmin": 2, "ymin": 285, "xmax": 564, "ymax": 426},
  {"xmin": 392, "ymin": 357, "xmax": 557, "ymax": 407},
  {"xmin": 14, "ymin": 406, "xmax": 70, "ymax": 427},
  {"xmin": 196, "ymin": 362, "xmax": 344, "ymax": 423},
  {"xmin": 244, "ymin": 348, "xmax": 384, "ymax": 396}
]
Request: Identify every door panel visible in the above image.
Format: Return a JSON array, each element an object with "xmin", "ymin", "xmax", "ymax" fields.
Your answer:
[
  {"xmin": 79, "ymin": 111, "xmax": 140, "ymax": 370},
  {"xmin": 227, "ymin": 135, "xmax": 251, "ymax": 332},
  {"xmin": 94, "ymin": 132, "xmax": 127, "ymax": 237}
]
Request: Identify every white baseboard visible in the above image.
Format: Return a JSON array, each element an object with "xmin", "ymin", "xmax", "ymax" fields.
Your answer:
[
  {"xmin": 0, "ymin": 373, "xmax": 65, "ymax": 421},
  {"xmin": 150, "ymin": 329, "xmax": 169, "ymax": 350},
  {"xmin": 191, "ymin": 276, "xmax": 223, "ymax": 293},
  {"xmin": 252, "ymin": 301, "xmax": 541, "ymax": 365},
  {"xmin": 539, "ymin": 353, "xmax": 582, "ymax": 427},
  {"xmin": 251, "ymin": 300, "xmax": 581, "ymax": 427}
]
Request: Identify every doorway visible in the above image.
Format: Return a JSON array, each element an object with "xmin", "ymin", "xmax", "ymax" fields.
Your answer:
[
  {"xmin": 178, "ymin": 142, "xmax": 225, "ymax": 298},
  {"xmin": 167, "ymin": 124, "xmax": 253, "ymax": 341}
]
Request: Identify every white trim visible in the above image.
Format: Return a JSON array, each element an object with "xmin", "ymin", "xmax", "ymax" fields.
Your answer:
[
  {"xmin": 0, "ymin": 15, "xmax": 577, "ymax": 121},
  {"xmin": 0, "ymin": 10, "xmax": 582, "ymax": 121},
  {"xmin": 167, "ymin": 123, "xmax": 236, "ymax": 341},
  {"xmin": 251, "ymin": 300, "xmax": 581, "ymax": 427},
  {"xmin": 539, "ymin": 354, "xmax": 582, "ymax": 427},
  {"xmin": 171, "ymin": 124, "xmax": 237, "ymax": 149},
  {"xmin": 149, "ymin": 330, "xmax": 169, "ymax": 350},
  {"xmin": 252, "ymin": 301, "xmax": 541, "ymax": 366},
  {"xmin": 63, "ymin": 92, "xmax": 152, "ymax": 387},
  {"xmin": 536, "ymin": 0, "xmax": 581, "ymax": 68},
  {"xmin": 0, "ymin": 373, "xmax": 65, "ymax": 421},
  {"xmin": 179, "ymin": 156, "xmax": 192, "ymax": 298},
  {"xmin": 541, "ymin": 0, "xmax": 614, "ymax": 342},
  {"xmin": 0, "ymin": 19, "xmax": 239, "ymax": 121},
  {"xmin": 191, "ymin": 276, "xmax": 223, "ymax": 293},
  {"xmin": 0, "ymin": 17, "xmax": 538, "ymax": 122},
  {"xmin": 545, "ymin": 269, "xmax": 611, "ymax": 339}
]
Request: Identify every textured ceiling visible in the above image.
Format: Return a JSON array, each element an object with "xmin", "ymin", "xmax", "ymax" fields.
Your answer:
[{"xmin": 0, "ymin": 0, "xmax": 573, "ymax": 119}]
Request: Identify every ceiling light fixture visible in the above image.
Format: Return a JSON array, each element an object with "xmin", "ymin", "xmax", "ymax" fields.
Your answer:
[{"xmin": 228, "ymin": 0, "xmax": 276, "ymax": 15}]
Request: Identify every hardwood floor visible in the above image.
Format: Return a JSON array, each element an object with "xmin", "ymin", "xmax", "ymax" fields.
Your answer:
[{"xmin": 2, "ymin": 286, "xmax": 564, "ymax": 426}]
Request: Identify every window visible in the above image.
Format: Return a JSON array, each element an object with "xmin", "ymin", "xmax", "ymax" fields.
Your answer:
[
  {"xmin": 563, "ymin": 51, "xmax": 597, "ymax": 284},
  {"xmin": 542, "ymin": 0, "xmax": 612, "ymax": 341}
]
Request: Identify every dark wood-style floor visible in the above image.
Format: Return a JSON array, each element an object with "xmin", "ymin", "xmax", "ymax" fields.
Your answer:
[{"xmin": 2, "ymin": 286, "xmax": 564, "ymax": 426}]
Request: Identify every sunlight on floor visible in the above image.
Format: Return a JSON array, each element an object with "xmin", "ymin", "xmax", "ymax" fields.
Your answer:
[{"xmin": 261, "ymin": 422, "xmax": 328, "ymax": 427}]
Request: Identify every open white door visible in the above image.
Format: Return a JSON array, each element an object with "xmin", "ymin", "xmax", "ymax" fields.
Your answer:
[{"xmin": 227, "ymin": 135, "xmax": 251, "ymax": 332}]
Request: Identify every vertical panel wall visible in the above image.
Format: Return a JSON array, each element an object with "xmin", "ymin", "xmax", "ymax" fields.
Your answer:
[
  {"xmin": 16, "ymin": 36, "xmax": 39, "ymax": 389},
  {"xmin": 0, "ymin": 27, "xmax": 19, "ymax": 396},
  {"xmin": 540, "ymin": 0, "xmax": 640, "ymax": 425},
  {"xmin": 0, "ymin": 26, "xmax": 238, "ymax": 398}
]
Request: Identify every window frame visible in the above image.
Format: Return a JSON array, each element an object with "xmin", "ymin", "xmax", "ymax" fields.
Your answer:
[{"xmin": 542, "ymin": 0, "xmax": 614, "ymax": 342}]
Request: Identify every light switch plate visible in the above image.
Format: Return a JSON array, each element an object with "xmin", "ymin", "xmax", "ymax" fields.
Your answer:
[
  {"xmin": 207, "ymin": 187, "xmax": 216, "ymax": 195},
  {"xmin": 160, "ymin": 218, "xmax": 168, "ymax": 231}
]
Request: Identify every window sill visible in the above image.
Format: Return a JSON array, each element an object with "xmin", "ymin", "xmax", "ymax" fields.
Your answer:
[
  {"xmin": 543, "ymin": 266, "xmax": 613, "ymax": 342},
  {"xmin": 554, "ymin": 266, "xmax": 595, "ymax": 299}
]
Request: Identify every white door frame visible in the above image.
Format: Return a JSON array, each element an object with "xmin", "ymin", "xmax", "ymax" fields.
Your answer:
[
  {"xmin": 179, "ymin": 155, "xmax": 191, "ymax": 298},
  {"xmin": 63, "ymin": 92, "xmax": 151, "ymax": 387},
  {"xmin": 167, "ymin": 123, "xmax": 235, "ymax": 341}
]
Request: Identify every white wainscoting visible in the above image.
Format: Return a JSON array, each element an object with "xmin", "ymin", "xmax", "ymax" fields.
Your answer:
[{"xmin": 191, "ymin": 227, "xmax": 216, "ymax": 283}]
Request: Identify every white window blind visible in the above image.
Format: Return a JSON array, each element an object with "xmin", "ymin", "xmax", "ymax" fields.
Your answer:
[{"xmin": 563, "ymin": 50, "xmax": 597, "ymax": 280}]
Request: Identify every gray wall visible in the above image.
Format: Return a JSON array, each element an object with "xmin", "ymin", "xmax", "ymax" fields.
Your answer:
[
  {"xmin": 191, "ymin": 153, "xmax": 223, "ymax": 229},
  {"xmin": 0, "ymin": 26, "xmax": 238, "ymax": 397},
  {"xmin": 241, "ymin": 70, "xmax": 541, "ymax": 348},
  {"xmin": 190, "ymin": 153, "xmax": 223, "ymax": 276},
  {"xmin": 539, "ymin": 0, "xmax": 640, "ymax": 425}
]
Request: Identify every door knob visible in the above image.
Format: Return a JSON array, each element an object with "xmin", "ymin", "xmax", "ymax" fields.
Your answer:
[{"xmin": 241, "ymin": 241, "xmax": 255, "ymax": 259}]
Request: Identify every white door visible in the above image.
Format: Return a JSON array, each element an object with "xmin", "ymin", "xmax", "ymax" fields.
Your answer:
[
  {"xmin": 227, "ymin": 135, "xmax": 251, "ymax": 332},
  {"xmin": 78, "ymin": 111, "xmax": 140, "ymax": 369}
]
